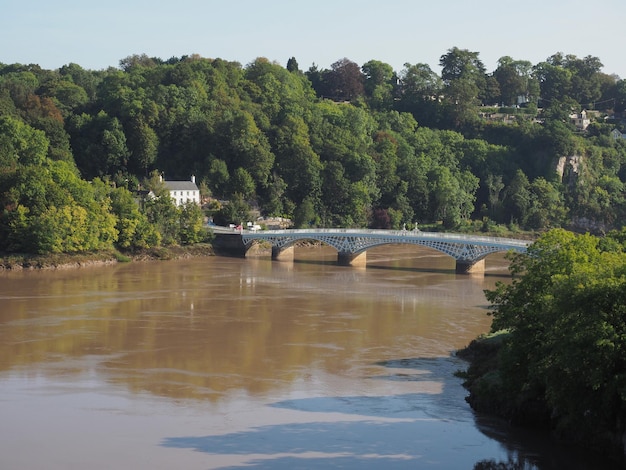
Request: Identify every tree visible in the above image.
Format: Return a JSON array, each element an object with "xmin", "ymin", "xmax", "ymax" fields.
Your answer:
[
  {"xmin": 526, "ymin": 177, "xmax": 568, "ymax": 229},
  {"xmin": 503, "ymin": 169, "xmax": 531, "ymax": 226},
  {"xmin": 614, "ymin": 79, "xmax": 626, "ymax": 113},
  {"xmin": 0, "ymin": 115, "xmax": 49, "ymax": 168},
  {"xmin": 230, "ymin": 167, "xmax": 255, "ymax": 200},
  {"xmin": 213, "ymin": 193, "xmax": 250, "ymax": 226},
  {"xmin": 428, "ymin": 166, "xmax": 478, "ymax": 228},
  {"xmin": 493, "ymin": 56, "xmax": 537, "ymax": 106},
  {"xmin": 177, "ymin": 201, "xmax": 205, "ymax": 245},
  {"xmin": 127, "ymin": 117, "xmax": 159, "ymax": 174},
  {"xmin": 107, "ymin": 183, "xmax": 159, "ymax": 249},
  {"xmin": 207, "ymin": 158, "xmax": 230, "ymax": 198},
  {"xmin": 143, "ymin": 192, "xmax": 179, "ymax": 245},
  {"xmin": 293, "ymin": 196, "xmax": 318, "ymax": 228},
  {"xmin": 562, "ymin": 54, "xmax": 604, "ymax": 106},
  {"xmin": 272, "ymin": 114, "xmax": 322, "ymax": 207},
  {"xmin": 219, "ymin": 110, "xmax": 274, "ymax": 186},
  {"xmin": 286, "ymin": 57, "xmax": 300, "ymax": 73},
  {"xmin": 440, "ymin": 47, "xmax": 486, "ymax": 85},
  {"xmin": 67, "ymin": 111, "xmax": 130, "ymax": 178},
  {"xmin": 485, "ymin": 229, "xmax": 626, "ymax": 449},
  {"xmin": 439, "ymin": 47, "xmax": 487, "ymax": 128},
  {"xmin": 534, "ymin": 61, "xmax": 573, "ymax": 106},
  {"xmin": 396, "ymin": 62, "xmax": 443, "ymax": 126},
  {"xmin": 361, "ymin": 60, "xmax": 395, "ymax": 110},
  {"xmin": 0, "ymin": 161, "xmax": 117, "ymax": 253},
  {"xmin": 322, "ymin": 58, "xmax": 364, "ymax": 101}
]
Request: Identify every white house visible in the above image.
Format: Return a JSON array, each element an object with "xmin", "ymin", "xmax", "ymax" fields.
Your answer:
[
  {"xmin": 570, "ymin": 110, "xmax": 590, "ymax": 131},
  {"xmin": 163, "ymin": 176, "xmax": 200, "ymax": 207}
]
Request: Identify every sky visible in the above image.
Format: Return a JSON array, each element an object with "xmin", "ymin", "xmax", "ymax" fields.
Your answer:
[{"xmin": 3, "ymin": 0, "xmax": 626, "ymax": 79}]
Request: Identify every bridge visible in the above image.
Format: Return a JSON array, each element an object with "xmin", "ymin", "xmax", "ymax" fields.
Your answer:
[{"xmin": 212, "ymin": 228, "xmax": 531, "ymax": 274}]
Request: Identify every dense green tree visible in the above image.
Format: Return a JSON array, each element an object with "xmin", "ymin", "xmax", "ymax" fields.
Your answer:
[
  {"xmin": 612, "ymin": 79, "xmax": 626, "ymax": 113},
  {"xmin": 526, "ymin": 177, "xmax": 568, "ymax": 229},
  {"xmin": 177, "ymin": 201, "xmax": 206, "ymax": 245},
  {"xmin": 293, "ymin": 196, "xmax": 318, "ymax": 228},
  {"xmin": 361, "ymin": 60, "xmax": 395, "ymax": 110},
  {"xmin": 502, "ymin": 169, "xmax": 531, "ymax": 225},
  {"xmin": 1, "ymin": 160, "xmax": 117, "ymax": 253},
  {"xmin": 534, "ymin": 60, "xmax": 573, "ymax": 106},
  {"xmin": 271, "ymin": 114, "xmax": 322, "ymax": 207},
  {"xmin": 492, "ymin": 56, "xmax": 538, "ymax": 106},
  {"xmin": 219, "ymin": 109, "xmax": 274, "ymax": 186},
  {"xmin": 230, "ymin": 167, "xmax": 255, "ymax": 200},
  {"xmin": 286, "ymin": 57, "xmax": 300, "ymax": 73},
  {"xmin": 486, "ymin": 229, "xmax": 626, "ymax": 451},
  {"xmin": 396, "ymin": 62, "xmax": 442, "ymax": 127},
  {"xmin": 67, "ymin": 111, "xmax": 130, "ymax": 178},
  {"xmin": 58, "ymin": 62, "xmax": 100, "ymax": 100},
  {"xmin": 206, "ymin": 158, "xmax": 230, "ymax": 198},
  {"xmin": 126, "ymin": 117, "xmax": 159, "ymax": 174},
  {"xmin": 143, "ymin": 192, "xmax": 179, "ymax": 245},
  {"xmin": 438, "ymin": 48, "xmax": 487, "ymax": 128},
  {"xmin": 562, "ymin": 54, "xmax": 604, "ymax": 106},
  {"xmin": 213, "ymin": 192, "xmax": 251, "ymax": 227},
  {"xmin": 107, "ymin": 182, "xmax": 159, "ymax": 249},
  {"xmin": 0, "ymin": 115, "xmax": 48, "ymax": 168},
  {"xmin": 42, "ymin": 79, "xmax": 89, "ymax": 117}
]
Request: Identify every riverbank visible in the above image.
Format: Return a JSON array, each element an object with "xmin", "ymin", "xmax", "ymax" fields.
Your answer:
[
  {"xmin": 456, "ymin": 331, "xmax": 551, "ymax": 425},
  {"xmin": 457, "ymin": 333, "xmax": 626, "ymax": 467},
  {"xmin": 0, "ymin": 244, "xmax": 215, "ymax": 270}
]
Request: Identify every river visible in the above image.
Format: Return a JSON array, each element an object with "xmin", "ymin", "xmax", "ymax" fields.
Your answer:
[{"xmin": 0, "ymin": 245, "xmax": 618, "ymax": 469}]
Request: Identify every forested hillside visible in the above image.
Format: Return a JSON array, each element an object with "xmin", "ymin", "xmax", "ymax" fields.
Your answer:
[{"xmin": 1, "ymin": 48, "xmax": 626, "ymax": 254}]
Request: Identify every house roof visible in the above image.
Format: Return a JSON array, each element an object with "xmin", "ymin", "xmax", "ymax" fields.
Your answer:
[{"xmin": 164, "ymin": 180, "xmax": 198, "ymax": 191}]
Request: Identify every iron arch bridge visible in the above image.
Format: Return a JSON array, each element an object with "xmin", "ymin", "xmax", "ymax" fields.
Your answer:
[{"xmin": 234, "ymin": 228, "xmax": 530, "ymax": 274}]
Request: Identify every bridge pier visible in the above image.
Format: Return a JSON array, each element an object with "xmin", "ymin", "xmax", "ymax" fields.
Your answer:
[
  {"xmin": 337, "ymin": 251, "xmax": 367, "ymax": 267},
  {"xmin": 455, "ymin": 259, "xmax": 485, "ymax": 275},
  {"xmin": 213, "ymin": 233, "xmax": 248, "ymax": 257},
  {"xmin": 272, "ymin": 245, "xmax": 294, "ymax": 261}
]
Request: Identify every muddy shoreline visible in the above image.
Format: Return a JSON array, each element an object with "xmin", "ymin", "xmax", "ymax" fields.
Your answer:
[{"xmin": 0, "ymin": 243, "xmax": 215, "ymax": 271}]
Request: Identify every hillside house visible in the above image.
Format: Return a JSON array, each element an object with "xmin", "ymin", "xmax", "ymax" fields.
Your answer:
[
  {"xmin": 162, "ymin": 176, "xmax": 200, "ymax": 207},
  {"xmin": 611, "ymin": 128, "xmax": 626, "ymax": 141},
  {"xmin": 570, "ymin": 110, "xmax": 590, "ymax": 131}
]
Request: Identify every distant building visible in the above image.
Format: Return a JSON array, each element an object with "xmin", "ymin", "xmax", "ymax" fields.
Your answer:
[
  {"xmin": 570, "ymin": 110, "xmax": 590, "ymax": 131},
  {"xmin": 611, "ymin": 128, "xmax": 626, "ymax": 141},
  {"xmin": 162, "ymin": 175, "xmax": 200, "ymax": 207}
]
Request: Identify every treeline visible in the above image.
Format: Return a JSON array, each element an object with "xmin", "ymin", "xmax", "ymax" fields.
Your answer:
[{"xmin": 1, "ymin": 48, "xmax": 626, "ymax": 253}]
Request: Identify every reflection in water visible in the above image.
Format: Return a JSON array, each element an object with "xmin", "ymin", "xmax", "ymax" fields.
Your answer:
[
  {"xmin": 0, "ymin": 247, "xmax": 495, "ymax": 401},
  {"xmin": 0, "ymin": 246, "xmax": 615, "ymax": 469}
]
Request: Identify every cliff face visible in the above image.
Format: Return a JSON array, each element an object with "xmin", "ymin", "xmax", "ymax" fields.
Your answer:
[
  {"xmin": 556, "ymin": 154, "xmax": 610, "ymax": 234},
  {"xmin": 556, "ymin": 154, "xmax": 582, "ymax": 185}
]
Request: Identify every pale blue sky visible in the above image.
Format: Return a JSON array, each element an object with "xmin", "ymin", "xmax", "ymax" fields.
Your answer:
[{"xmin": 3, "ymin": 0, "xmax": 625, "ymax": 78}]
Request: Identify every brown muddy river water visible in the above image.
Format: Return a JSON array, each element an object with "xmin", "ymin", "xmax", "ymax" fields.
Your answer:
[{"xmin": 0, "ymin": 245, "xmax": 617, "ymax": 469}]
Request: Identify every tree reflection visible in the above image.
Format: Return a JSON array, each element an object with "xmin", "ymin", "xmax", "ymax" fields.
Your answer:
[{"xmin": 474, "ymin": 458, "xmax": 536, "ymax": 469}]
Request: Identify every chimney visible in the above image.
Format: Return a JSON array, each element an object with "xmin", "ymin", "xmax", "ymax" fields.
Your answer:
[{"xmin": 191, "ymin": 175, "xmax": 196, "ymax": 184}]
